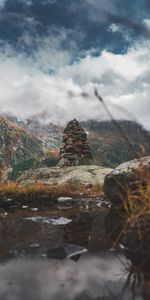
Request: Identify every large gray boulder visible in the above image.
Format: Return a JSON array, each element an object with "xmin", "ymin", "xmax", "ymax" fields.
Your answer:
[
  {"xmin": 18, "ymin": 165, "xmax": 112, "ymax": 188},
  {"xmin": 104, "ymin": 156, "xmax": 150, "ymax": 206}
]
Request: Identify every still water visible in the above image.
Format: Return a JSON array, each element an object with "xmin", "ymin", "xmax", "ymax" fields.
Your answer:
[{"xmin": 0, "ymin": 199, "xmax": 144, "ymax": 300}]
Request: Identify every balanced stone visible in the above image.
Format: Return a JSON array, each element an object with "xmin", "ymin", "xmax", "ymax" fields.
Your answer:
[{"xmin": 57, "ymin": 119, "xmax": 93, "ymax": 167}]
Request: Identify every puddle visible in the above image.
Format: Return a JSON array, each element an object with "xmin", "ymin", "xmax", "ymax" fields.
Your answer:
[{"xmin": 0, "ymin": 199, "xmax": 145, "ymax": 299}]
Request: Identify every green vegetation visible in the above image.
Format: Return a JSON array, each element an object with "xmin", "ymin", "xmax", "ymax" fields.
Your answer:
[
  {"xmin": 43, "ymin": 156, "xmax": 58, "ymax": 167},
  {"xmin": 8, "ymin": 158, "xmax": 42, "ymax": 180}
]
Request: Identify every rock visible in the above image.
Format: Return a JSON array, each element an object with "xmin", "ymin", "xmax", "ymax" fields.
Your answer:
[
  {"xmin": 0, "ymin": 198, "xmax": 20, "ymax": 210},
  {"xmin": 18, "ymin": 165, "xmax": 112, "ymax": 188},
  {"xmin": 57, "ymin": 119, "xmax": 93, "ymax": 167},
  {"xmin": 57, "ymin": 197, "xmax": 73, "ymax": 209},
  {"xmin": 46, "ymin": 244, "xmax": 87, "ymax": 261},
  {"xmin": 30, "ymin": 208, "xmax": 39, "ymax": 212},
  {"xmin": 104, "ymin": 156, "xmax": 150, "ymax": 206},
  {"xmin": 29, "ymin": 243, "xmax": 40, "ymax": 248},
  {"xmin": 0, "ymin": 208, "xmax": 8, "ymax": 218},
  {"xmin": 57, "ymin": 197, "xmax": 73, "ymax": 203}
]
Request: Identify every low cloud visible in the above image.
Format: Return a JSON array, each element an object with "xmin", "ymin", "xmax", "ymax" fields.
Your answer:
[{"xmin": 0, "ymin": 34, "xmax": 150, "ymax": 128}]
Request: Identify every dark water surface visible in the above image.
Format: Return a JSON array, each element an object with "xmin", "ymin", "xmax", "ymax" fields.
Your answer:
[{"xmin": 0, "ymin": 199, "xmax": 143, "ymax": 300}]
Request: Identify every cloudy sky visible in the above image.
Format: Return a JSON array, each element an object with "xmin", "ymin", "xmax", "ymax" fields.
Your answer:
[{"xmin": 0, "ymin": 0, "xmax": 150, "ymax": 127}]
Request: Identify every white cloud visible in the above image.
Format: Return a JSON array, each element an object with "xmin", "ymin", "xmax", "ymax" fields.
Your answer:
[
  {"xmin": 0, "ymin": 0, "xmax": 5, "ymax": 7},
  {"xmin": 59, "ymin": 48, "xmax": 148, "ymax": 82},
  {"xmin": 0, "ymin": 36, "xmax": 150, "ymax": 129},
  {"xmin": 108, "ymin": 23, "xmax": 121, "ymax": 33},
  {"xmin": 143, "ymin": 18, "xmax": 150, "ymax": 29},
  {"xmin": 108, "ymin": 23, "xmax": 130, "ymax": 42},
  {"xmin": 25, "ymin": 0, "xmax": 57, "ymax": 6}
]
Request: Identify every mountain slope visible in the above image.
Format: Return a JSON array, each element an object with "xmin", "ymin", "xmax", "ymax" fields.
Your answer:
[
  {"xmin": 2, "ymin": 114, "xmax": 150, "ymax": 171},
  {"xmin": 28, "ymin": 118, "xmax": 150, "ymax": 168},
  {"xmin": 0, "ymin": 116, "xmax": 44, "ymax": 180},
  {"xmin": 25, "ymin": 117, "xmax": 62, "ymax": 150},
  {"xmin": 81, "ymin": 120, "xmax": 150, "ymax": 167}
]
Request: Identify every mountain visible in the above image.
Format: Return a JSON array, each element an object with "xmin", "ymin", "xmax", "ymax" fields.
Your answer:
[
  {"xmin": 25, "ymin": 117, "xmax": 62, "ymax": 150},
  {"xmin": 2, "ymin": 113, "xmax": 62, "ymax": 149},
  {"xmin": 23, "ymin": 118, "xmax": 150, "ymax": 168},
  {"xmin": 2, "ymin": 113, "xmax": 150, "ymax": 176},
  {"xmin": 81, "ymin": 120, "xmax": 150, "ymax": 167},
  {"xmin": 0, "ymin": 115, "xmax": 44, "ymax": 180}
]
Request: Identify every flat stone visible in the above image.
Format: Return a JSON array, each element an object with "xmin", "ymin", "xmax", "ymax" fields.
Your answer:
[{"xmin": 57, "ymin": 197, "xmax": 73, "ymax": 204}]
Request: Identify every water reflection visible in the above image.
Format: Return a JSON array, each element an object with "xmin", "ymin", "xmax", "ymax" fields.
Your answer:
[
  {"xmin": 0, "ymin": 200, "xmax": 146, "ymax": 299},
  {"xmin": 0, "ymin": 255, "xmax": 138, "ymax": 300}
]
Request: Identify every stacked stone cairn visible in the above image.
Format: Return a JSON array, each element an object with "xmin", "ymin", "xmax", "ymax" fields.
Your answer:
[{"xmin": 57, "ymin": 119, "xmax": 93, "ymax": 167}]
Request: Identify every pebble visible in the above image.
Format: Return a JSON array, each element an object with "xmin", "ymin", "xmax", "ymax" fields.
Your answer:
[
  {"xmin": 0, "ymin": 208, "xmax": 8, "ymax": 218},
  {"xmin": 30, "ymin": 208, "xmax": 39, "ymax": 212},
  {"xmin": 30, "ymin": 243, "xmax": 40, "ymax": 248}
]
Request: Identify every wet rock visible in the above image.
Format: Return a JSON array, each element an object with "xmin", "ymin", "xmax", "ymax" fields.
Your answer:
[
  {"xmin": 104, "ymin": 156, "xmax": 150, "ymax": 207},
  {"xmin": 30, "ymin": 207, "xmax": 39, "ymax": 212},
  {"xmin": 57, "ymin": 205, "xmax": 73, "ymax": 210},
  {"xmin": 57, "ymin": 197, "xmax": 73, "ymax": 209},
  {"xmin": 57, "ymin": 119, "xmax": 93, "ymax": 167},
  {"xmin": 0, "ymin": 198, "xmax": 21, "ymax": 210},
  {"xmin": 0, "ymin": 208, "xmax": 8, "ymax": 218},
  {"xmin": 57, "ymin": 197, "xmax": 73, "ymax": 204},
  {"xmin": 96, "ymin": 200, "xmax": 111, "ymax": 208},
  {"xmin": 29, "ymin": 243, "xmax": 40, "ymax": 248},
  {"xmin": 47, "ymin": 244, "xmax": 87, "ymax": 261}
]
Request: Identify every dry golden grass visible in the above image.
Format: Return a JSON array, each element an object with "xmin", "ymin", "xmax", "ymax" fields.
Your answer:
[
  {"xmin": 0, "ymin": 181, "xmax": 102, "ymax": 203},
  {"xmin": 123, "ymin": 174, "xmax": 150, "ymax": 222},
  {"xmin": 111, "ymin": 173, "xmax": 150, "ymax": 249}
]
